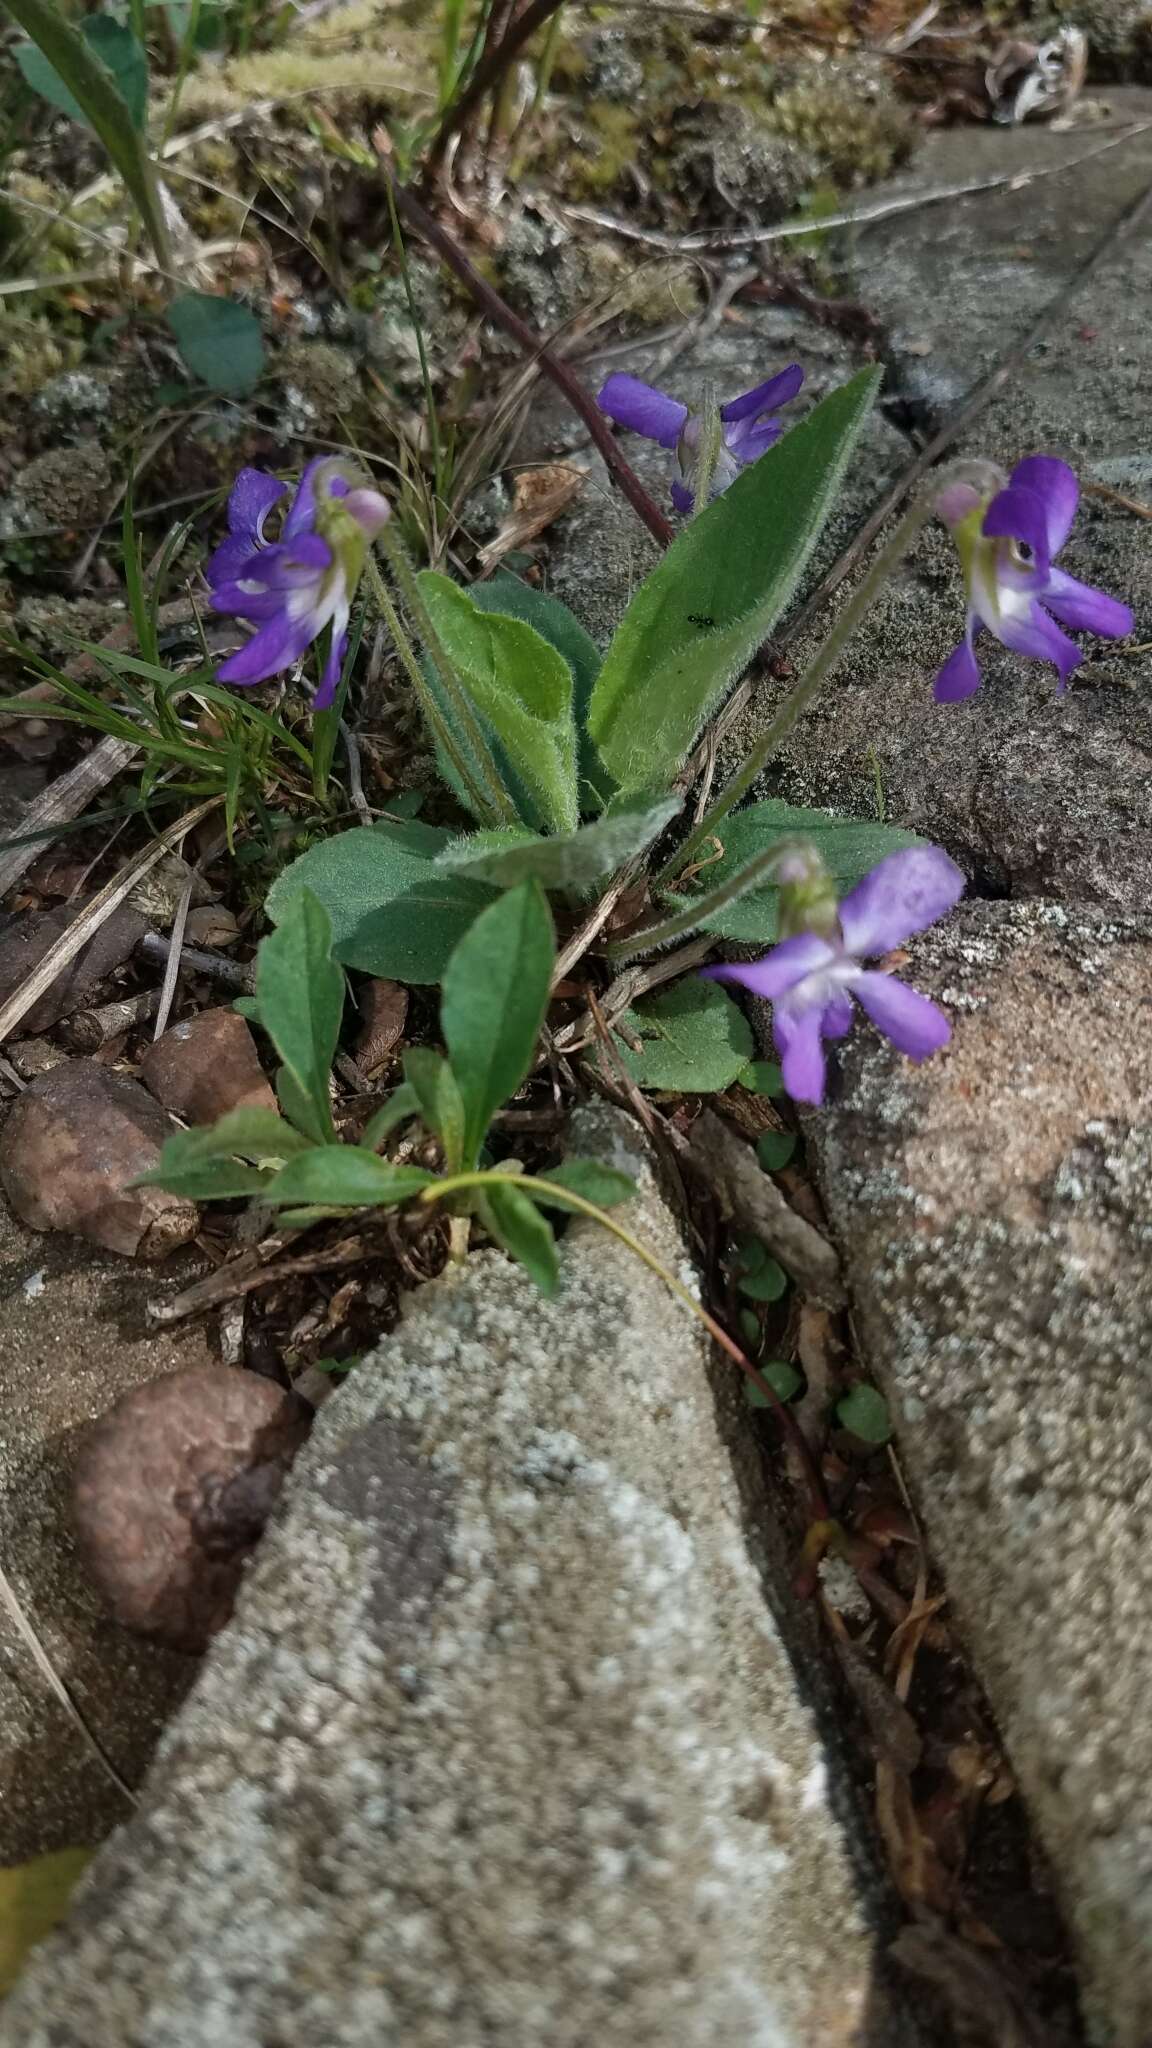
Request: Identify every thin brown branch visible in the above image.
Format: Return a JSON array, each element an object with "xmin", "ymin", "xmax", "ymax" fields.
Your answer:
[{"xmin": 378, "ymin": 163, "xmax": 675, "ymax": 550}]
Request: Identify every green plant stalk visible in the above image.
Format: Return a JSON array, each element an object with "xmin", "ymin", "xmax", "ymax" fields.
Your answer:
[
  {"xmin": 689, "ymin": 387, "xmax": 723, "ymax": 524},
  {"xmin": 374, "ymin": 522, "xmax": 518, "ymax": 826},
  {"xmin": 530, "ymin": 0, "xmax": 565, "ymax": 111},
  {"xmin": 161, "ymin": 0, "xmax": 202, "ymax": 148},
  {"xmin": 656, "ymin": 485, "xmax": 939, "ymax": 887},
  {"xmin": 362, "ymin": 550, "xmax": 503, "ymax": 827},
  {"xmin": 3, "ymin": 0, "xmax": 173, "ymax": 272},
  {"xmin": 603, "ymin": 840, "xmax": 790, "ymax": 960},
  {"xmin": 382, "ymin": 177, "xmax": 445, "ymax": 509},
  {"xmin": 423, "ymin": 1170, "xmax": 831, "ymax": 1518}
]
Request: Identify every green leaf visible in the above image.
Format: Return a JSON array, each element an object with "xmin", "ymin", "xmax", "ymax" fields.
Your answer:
[
  {"xmin": 256, "ymin": 888, "xmax": 343, "ymax": 1145},
  {"xmin": 527, "ymin": 1158, "xmax": 638, "ymax": 1211},
  {"xmin": 166, "ymin": 294, "xmax": 266, "ymax": 396},
  {"xmin": 269, "ymin": 824, "xmax": 454, "ymax": 930},
  {"xmin": 403, "ymin": 1047, "xmax": 466, "ymax": 1171},
  {"xmin": 0, "ymin": 1847, "xmax": 95, "ymax": 1996},
  {"xmin": 479, "ymin": 1179, "xmax": 560, "ymax": 1295},
  {"xmin": 607, "ymin": 977, "xmax": 753, "ymax": 1094},
  {"xmin": 435, "ymin": 793, "xmax": 682, "ymax": 895},
  {"xmin": 360, "ymin": 1081, "xmax": 420, "ymax": 1150},
  {"xmin": 340, "ymin": 874, "xmax": 498, "ymax": 985},
  {"xmin": 418, "ymin": 572, "xmax": 580, "ymax": 834},
  {"xmin": 441, "ymin": 880, "xmax": 555, "ymax": 1170},
  {"xmin": 836, "ymin": 1384, "xmax": 893, "ymax": 1445},
  {"xmin": 266, "ymin": 822, "xmax": 486, "ymax": 985},
  {"xmin": 264, "ymin": 1149, "xmax": 435, "ymax": 1208},
  {"xmin": 17, "ymin": 14, "xmax": 148, "ymax": 129},
  {"xmin": 756, "ymin": 1130, "xmax": 796, "ymax": 1171},
  {"xmin": 468, "ymin": 572, "xmax": 609, "ymax": 808},
  {"xmin": 740, "ymin": 1059, "xmax": 784, "ymax": 1096},
  {"xmin": 588, "ymin": 369, "xmax": 880, "ymax": 794},
  {"xmin": 139, "ymin": 1107, "xmax": 312, "ymax": 1200},
  {"xmin": 734, "ymin": 1236, "xmax": 789, "ymax": 1303},
  {"xmin": 746, "ymin": 1359, "xmax": 803, "ymax": 1407},
  {"xmin": 4, "ymin": 0, "xmax": 169, "ymax": 263},
  {"xmin": 670, "ymin": 801, "xmax": 925, "ymax": 943}
]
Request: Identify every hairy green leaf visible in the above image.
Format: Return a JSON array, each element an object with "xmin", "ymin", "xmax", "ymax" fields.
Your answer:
[
  {"xmin": 5, "ymin": 0, "xmax": 169, "ymax": 262},
  {"xmin": 166, "ymin": 294, "xmax": 266, "ymax": 395},
  {"xmin": 403, "ymin": 1048, "xmax": 467, "ymax": 1171},
  {"xmin": 264, "ymin": 1149, "xmax": 435, "ymax": 1208},
  {"xmin": 607, "ymin": 977, "xmax": 753, "ymax": 1094},
  {"xmin": 837, "ymin": 1383, "xmax": 893, "ymax": 1445},
  {"xmin": 418, "ymin": 573, "xmax": 580, "ymax": 834},
  {"xmin": 340, "ymin": 874, "xmax": 498, "ymax": 985},
  {"xmin": 360, "ymin": 1082, "xmax": 420, "ymax": 1150},
  {"xmin": 17, "ymin": 14, "xmax": 147, "ymax": 129},
  {"xmin": 746, "ymin": 1360, "xmax": 803, "ymax": 1407},
  {"xmin": 257, "ymin": 888, "xmax": 343, "ymax": 1145},
  {"xmin": 734, "ymin": 1236, "xmax": 788, "ymax": 1303},
  {"xmin": 479, "ymin": 1178, "xmax": 560, "ymax": 1295},
  {"xmin": 667, "ymin": 800, "xmax": 924, "ymax": 942},
  {"xmin": 436, "ymin": 792, "xmax": 681, "ymax": 895},
  {"xmin": 441, "ymin": 880, "xmax": 555, "ymax": 1169},
  {"xmin": 266, "ymin": 821, "xmax": 453, "ymax": 949},
  {"xmin": 756, "ymin": 1130, "xmax": 796, "ymax": 1171},
  {"xmin": 468, "ymin": 572, "xmax": 609, "ymax": 808},
  {"xmin": 588, "ymin": 370, "xmax": 880, "ymax": 794},
  {"xmin": 138, "ymin": 1105, "xmax": 313, "ymax": 1200}
]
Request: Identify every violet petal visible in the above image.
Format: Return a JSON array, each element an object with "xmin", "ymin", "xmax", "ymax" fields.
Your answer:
[
  {"xmin": 701, "ymin": 932, "xmax": 837, "ymax": 1002},
  {"xmin": 1008, "ymin": 455, "xmax": 1079, "ymax": 554},
  {"xmin": 772, "ymin": 1000, "xmax": 827, "ymax": 1106},
  {"xmin": 1041, "ymin": 567, "xmax": 1134, "ymax": 640},
  {"xmin": 670, "ymin": 477, "xmax": 695, "ymax": 515},
  {"xmin": 225, "ymin": 467, "xmax": 286, "ymax": 544},
  {"xmin": 205, "ymin": 532, "xmax": 259, "ymax": 589},
  {"xmin": 933, "ymin": 626, "xmax": 982, "ymax": 703},
  {"xmin": 997, "ymin": 600, "xmax": 1083, "ymax": 689},
  {"xmin": 217, "ymin": 607, "xmax": 321, "ymax": 685},
  {"xmin": 312, "ymin": 605, "xmax": 350, "ymax": 711},
  {"xmin": 851, "ymin": 972, "xmax": 951, "ymax": 1061},
  {"xmin": 597, "ymin": 373, "xmax": 687, "ymax": 450},
  {"xmin": 981, "ymin": 485, "xmax": 1052, "ymax": 580},
  {"xmin": 838, "ymin": 846, "xmax": 966, "ymax": 959},
  {"xmin": 721, "ymin": 364, "xmax": 804, "ymax": 423}
]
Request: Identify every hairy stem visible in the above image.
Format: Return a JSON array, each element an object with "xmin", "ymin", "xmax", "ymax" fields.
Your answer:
[
  {"xmin": 362, "ymin": 552, "xmax": 500, "ymax": 827},
  {"xmin": 374, "ymin": 522, "xmax": 518, "ymax": 825}
]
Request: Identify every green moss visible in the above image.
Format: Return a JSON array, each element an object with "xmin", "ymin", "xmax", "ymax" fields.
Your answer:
[{"xmin": 767, "ymin": 78, "xmax": 913, "ymax": 188}]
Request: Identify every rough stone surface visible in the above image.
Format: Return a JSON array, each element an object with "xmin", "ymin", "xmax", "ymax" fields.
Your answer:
[
  {"xmin": 0, "ymin": 1198, "xmax": 208, "ymax": 1862},
  {"xmin": 541, "ymin": 104, "xmax": 1152, "ymax": 2045},
  {"xmin": 0, "ymin": 1110, "xmax": 917, "ymax": 2048},
  {"xmin": 0, "ymin": 1060, "xmax": 199, "ymax": 1259},
  {"xmin": 140, "ymin": 1008, "xmax": 276, "ymax": 1125},
  {"xmin": 808, "ymin": 901, "xmax": 1152, "ymax": 2048}
]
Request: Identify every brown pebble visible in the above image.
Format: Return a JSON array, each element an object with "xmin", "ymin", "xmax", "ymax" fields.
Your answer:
[
  {"xmin": 73, "ymin": 1365, "xmax": 312, "ymax": 1650},
  {"xmin": 0, "ymin": 1058, "xmax": 198, "ymax": 1258},
  {"xmin": 141, "ymin": 1008, "xmax": 276, "ymax": 1125}
]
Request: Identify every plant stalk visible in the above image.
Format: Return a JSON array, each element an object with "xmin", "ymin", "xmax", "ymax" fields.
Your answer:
[{"xmin": 373, "ymin": 524, "xmax": 518, "ymax": 826}]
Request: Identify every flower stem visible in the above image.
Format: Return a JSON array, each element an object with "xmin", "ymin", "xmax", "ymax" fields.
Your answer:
[
  {"xmin": 689, "ymin": 385, "xmax": 723, "ymax": 523},
  {"xmin": 375, "ymin": 521, "xmax": 518, "ymax": 827},
  {"xmin": 362, "ymin": 551, "xmax": 500, "ymax": 828},
  {"xmin": 656, "ymin": 483, "xmax": 939, "ymax": 886}
]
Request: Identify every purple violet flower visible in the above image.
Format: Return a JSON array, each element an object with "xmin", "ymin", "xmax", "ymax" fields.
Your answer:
[
  {"xmin": 208, "ymin": 457, "xmax": 390, "ymax": 710},
  {"xmin": 934, "ymin": 455, "xmax": 1133, "ymax": 703},
  {"xmin": 597, "ymin": 364, "xmax": 804, "ymax": 513},
  {"xmin": 701, "ymin": 844, "xmax": 965, "ymax": 1105}
]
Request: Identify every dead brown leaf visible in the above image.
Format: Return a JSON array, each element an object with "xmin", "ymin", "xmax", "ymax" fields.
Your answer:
[{"xmin": 476, "ymin": 463, "xmax": 587, "ymax": 571}]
